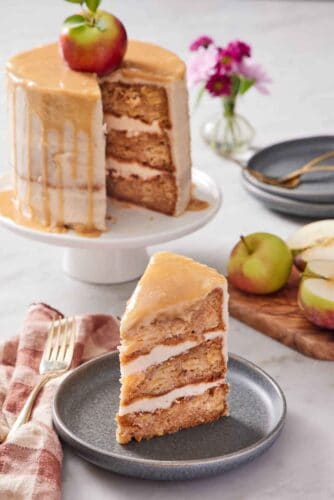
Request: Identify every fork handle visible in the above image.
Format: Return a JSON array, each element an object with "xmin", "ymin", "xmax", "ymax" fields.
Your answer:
[{"xmin": 5, "ymin": 374, "xmax": 53, "ymax": 442}]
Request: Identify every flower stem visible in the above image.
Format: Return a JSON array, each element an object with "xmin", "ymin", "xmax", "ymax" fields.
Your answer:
[{"xmin": 223, "ymin": 97, "xmax": 236, "ymax": 118}]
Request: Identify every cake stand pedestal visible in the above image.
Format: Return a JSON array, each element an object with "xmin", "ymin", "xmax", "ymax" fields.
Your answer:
[
  {"xmin": 0, "ymin": 169, "xmax": 221, "ymax": 284},
  {"xmin": 62, "ymin": 247, "xmax": 149, "ymax": 284}
]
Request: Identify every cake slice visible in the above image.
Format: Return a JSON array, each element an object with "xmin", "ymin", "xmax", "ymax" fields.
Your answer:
[{"xmin": 116, "ymin": 251, "xmax": 229, "ymax": 444}]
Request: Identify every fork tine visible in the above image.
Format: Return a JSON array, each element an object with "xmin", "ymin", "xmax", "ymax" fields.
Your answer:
[
  {"xmin": 57, "ymin": 317, "xmax": 68, "ymax": 362},
  {"xmin": 42, "ymin": 320, "xmax": 56, "ymax": 363},
  {"xmin": 64, "ymin": 317, "xmax": 76, "ymax": 366},
  {"xmin": 50, "ymin": 319, "xmax": 62, "ymax": 362}
]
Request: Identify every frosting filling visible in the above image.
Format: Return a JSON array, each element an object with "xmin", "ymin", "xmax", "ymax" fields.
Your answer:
[
  {"xmin": 118, "ymin": 378, "xmax": 226, "ymax": 416},
  {"xmin": 106, "ymin": 158, "xmax": 167, "ymax": 180},
  {"xmin": 120, "ymin": 329, "xmax": 226, "ymax": 377}
]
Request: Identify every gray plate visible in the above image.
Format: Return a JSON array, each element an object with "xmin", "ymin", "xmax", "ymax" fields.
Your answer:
[
  {"xmin": 53, "ymin": 352, "xmax": 286, "ymax": 480},
  {"xmin": 245, "ymin": 136, "xmax": 334, "ymax": 203},
  {"xmin": 242, "ymin": 174, "xmax": 334, "ymax": 218}
]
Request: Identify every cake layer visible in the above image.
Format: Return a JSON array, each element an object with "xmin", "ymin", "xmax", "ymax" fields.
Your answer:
[
  {"xmin": 100, "ymin": 81, "xmax": 170, "ymax": 128},
  {"xmin": 106, "ymin": 129, "xmax": 173, "ymax": 171},
  {"xmin": 107, "ymin": 171, "xmax": 177, "ymax": 215},
  {"xmin": 120, "ymin": 288, "xmax": 224, "ymax": 362},
  {"xmin": 120, "ymin": 337, "xmax": 226, "ymax": 405},
  {"xmin": 117, "ymin": 383, "xmax": 229, "ymax": 443},
  {"xmin": 16, "ymin": 177, "xmax": 106, "ymax": 230}
]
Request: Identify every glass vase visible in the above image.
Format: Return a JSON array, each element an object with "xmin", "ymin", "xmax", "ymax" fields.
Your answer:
[{"xmin": 201, "ymin": 99, "xmax": 255, "ymax": 156}]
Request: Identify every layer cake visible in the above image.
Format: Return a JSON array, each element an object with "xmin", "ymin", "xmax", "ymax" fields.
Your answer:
[
  {"xmin": 116, "ymin": 251, "xmax": 229, "ymax": 444},
  {"xmin": 6, "ymin": 41, "xmax": 191, "ymax": 233}
]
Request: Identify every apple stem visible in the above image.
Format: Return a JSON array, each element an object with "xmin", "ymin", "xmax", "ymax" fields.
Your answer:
[{"xmin": 240, "ymin": 235, "xmax": 251, "ymax": 254}]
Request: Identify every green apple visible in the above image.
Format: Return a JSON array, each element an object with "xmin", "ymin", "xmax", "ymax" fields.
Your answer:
[
  {"xmin": 227, "ymin": 232, "xmax": 293, "ymax": 294},
  {"xmin": 287, "ymin": 219, "xmax": 334, "ymax": 270},
  {"xmin": 298, "ymin": 260, "xmax": 334, "ymax": 330}
]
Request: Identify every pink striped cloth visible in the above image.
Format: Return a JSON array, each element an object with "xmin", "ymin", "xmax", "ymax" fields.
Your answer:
[{"xmin": 0, "ymin": 303, "xmax": 119, "ymax": 500}]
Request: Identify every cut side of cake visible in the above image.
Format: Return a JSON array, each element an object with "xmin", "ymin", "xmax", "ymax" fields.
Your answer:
[
  {"xmin": 6, "ymin": 41, "xmax": 191, "ymax": 233},
  {"xmin": 116, "ymin": 251, "xmax": 229, "ymax": 444},
  {"xmin": 101, "ymin": 41, "xmax": 191, "ymax": 216}
]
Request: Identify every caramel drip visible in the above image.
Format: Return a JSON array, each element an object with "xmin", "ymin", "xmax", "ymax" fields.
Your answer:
[
  {"xmin": 41, "ymin": 126, "xmax": 51, "ymax": 226},
  {"xmin": 11, "ymin": 85, "xmax": 18, "ymax": 200},
  {"xmin": 57, "ymin": 130, "xmax": 64, "ymax": 226},
  {"xmin": 0, "ymin": 190, "xmax": 65, "ymax": 233},
  {"xmin": 71, "ymin": 133, "xmax": 78, "ymax": 180},
  {"xmin": 25, "ymin": 104, "xmax": 32, "ymax": 215},
  {"xmin": 87, "ymin": 126, "xmax": 94, "ymax": 229},
  {"xmin": 187, "ymin": 197, "xmax": 210, "ymax": 212},
  {"xmin": 0, "ymin": 189, "xmax": 102, "ymax": 237}
]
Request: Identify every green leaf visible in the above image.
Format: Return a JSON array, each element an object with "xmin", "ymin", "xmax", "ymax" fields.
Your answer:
[
  {"xmin": 85, "ymin": 0, "xmax": 102, "ymax": 12},
  {"xmin": 65, "ymin": 0, "xmax": 84, "ymax": 4},
  {"xmin": 231, "ymin": 75, "xmax": 240, "ymax": 98},
  {"xmin": 63, "ymin": 14, "xmax": 87, "ymax": 28},
  {"xmin": 239, "ymin": 77, "xmax": 255, "ymax": 95}
]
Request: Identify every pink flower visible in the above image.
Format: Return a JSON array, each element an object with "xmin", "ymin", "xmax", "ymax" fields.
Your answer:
[
  {"xmin": 239, "ymin": 61, "xmax": 272, "ymax": 94},
  {"xmin": 205, "ymin": 74, "xmax": 232, "ymax": 97},
  {"xmin": 226, "ymin": 40, "xmax": 251, "ymax": 62},
  {"xmin": 187, "ymin": 45, "xmax": 218, "ymax": 87},
  {"xmin": 189, "ymin": 35, "xmax": 214, "ymax": 51}
]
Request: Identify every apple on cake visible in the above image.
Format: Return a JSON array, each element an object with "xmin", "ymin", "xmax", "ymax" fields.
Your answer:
[
  {"xmin": 6, "ymin": 41, "xmax": 191, "ymax": 233},
  {"xmin": 116, "ymin": 251, "xmax": 229, "ymax": 444}
]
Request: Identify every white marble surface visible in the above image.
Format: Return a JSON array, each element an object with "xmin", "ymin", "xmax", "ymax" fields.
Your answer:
[{"xmin": 1, "ymin": 1, "xmax": 334, "ymax": 499}]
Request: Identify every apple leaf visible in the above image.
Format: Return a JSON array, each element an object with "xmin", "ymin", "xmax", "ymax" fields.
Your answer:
[
  {"xmin": 63, "ymin": 14, "xmax": 87, "ymax": 28},
  {"xmin": 85, "ymin": 0, "xmax": 101, "ymax": 13}
]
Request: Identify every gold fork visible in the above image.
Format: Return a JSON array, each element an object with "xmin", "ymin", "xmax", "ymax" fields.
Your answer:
[
  {"xmin": 5, "ymin": 317, "xmax": 76, "ymax": 441},
  {"xmin": 246, "ymin": 150, "xmax": 334, "ymax": 189}
]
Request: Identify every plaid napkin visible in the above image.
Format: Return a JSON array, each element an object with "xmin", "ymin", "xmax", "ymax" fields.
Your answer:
[{"xmin": 0, "ymin": 303, "xmax": 119, "ymax": 500}]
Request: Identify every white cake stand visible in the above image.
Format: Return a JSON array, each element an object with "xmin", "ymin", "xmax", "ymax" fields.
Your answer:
[{"xmin": 0, "ymin": 169, "xmax": 221, "ymax": 284}]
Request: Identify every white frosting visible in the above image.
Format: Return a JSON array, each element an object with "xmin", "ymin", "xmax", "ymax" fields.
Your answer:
[
  {"xmin": 120, "ymin": 329, "xmax": 226, "ymax": 377},
  {"xmin": 104, "ymin": 114, "xmax": 161, "ymax": 134},
  {"xmin": 164, "ymin": 80, "xmax": 191, "ymax": 215},
  {"xmin": 106, "ymin": 157, "xmax": 167, "ymax": 180},
  {"xmin": 118, "ymin": 378, "xmax": 225, "ymax": 416}
]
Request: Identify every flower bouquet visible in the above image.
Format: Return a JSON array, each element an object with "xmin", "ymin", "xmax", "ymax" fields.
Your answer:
[{"xmin": 187, "ymin": 36, "xmax": 271, "ymax": 156}]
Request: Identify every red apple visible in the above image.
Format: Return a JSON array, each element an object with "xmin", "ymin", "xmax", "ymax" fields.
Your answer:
[{"xmin": 59, "ymin": 1, "xmax": 127, "ymax": 76}]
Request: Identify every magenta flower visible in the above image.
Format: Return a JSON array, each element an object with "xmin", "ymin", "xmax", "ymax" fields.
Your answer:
[
  {"xmin": 239, "ymin": 61, "xmax": 272, "ymax": 94},
  {"xmin": 226, "ymin": 40, "xmax": 251, "ymax": 62},
  {"xmin": 205, "ymin": 74, "xmax": 232, "ymax": 97},
  {"xmin": 216, "ymin": 47, "xmax": 236, "ymax": 73},
  {"xmin": 187, "ymin": 45, "xmax": 218, "ymax": 87},
  {"xmin": 189, "ymin": 35, "xmax": 214, "ymax": 51}
]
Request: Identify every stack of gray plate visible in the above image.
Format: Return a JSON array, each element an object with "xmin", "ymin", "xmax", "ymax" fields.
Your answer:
[{"xmin": 242, "ymin": 136, "xmax": 334, "ymax": 218}]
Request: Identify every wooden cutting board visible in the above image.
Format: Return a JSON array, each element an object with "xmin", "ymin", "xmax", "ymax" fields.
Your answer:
[{"xmin": 228, "ymin": 268, "xmax": 334, "ymax": 361}]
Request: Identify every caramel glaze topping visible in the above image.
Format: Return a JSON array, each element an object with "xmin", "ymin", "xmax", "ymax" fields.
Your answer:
[{"xmin": 121, "ymin": 252, "xmax": 226, "ymax": 334}]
